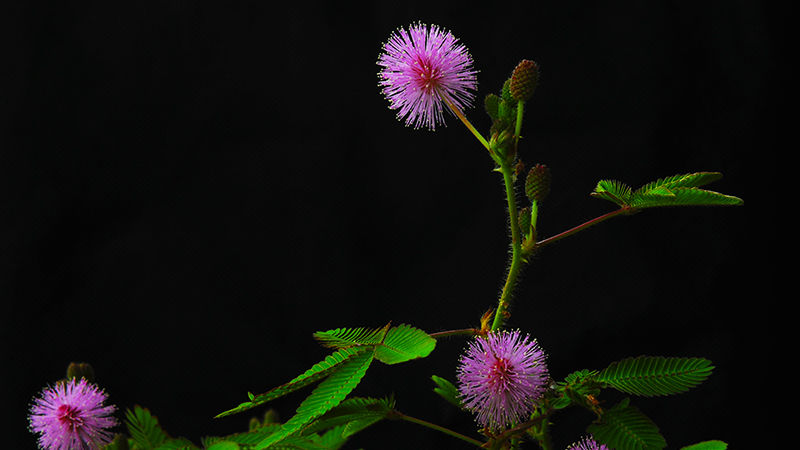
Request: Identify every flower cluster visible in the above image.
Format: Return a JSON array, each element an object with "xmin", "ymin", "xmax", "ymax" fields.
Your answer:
[
  {"xmin": 456, "ymin": 330, "xmax": 548, "ymax": 431},
  {"xmin": 29, "ymin": 377, "xmax": 118, "ymax": 450},
  {"xmin": 377, "ymin": 22, "xmax": 478, "ymax": 130}
]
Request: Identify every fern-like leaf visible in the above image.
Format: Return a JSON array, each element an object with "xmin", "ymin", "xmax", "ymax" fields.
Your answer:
[
  {"xmin": 313, "ymin": 324, "xmax": 390, "ymax": 349},
  {"xmin": 598, "ymin": 356, "xmax": 714, "ymax": 397},
  {"xmin": 125, "ymin": 406, "xmax": 169, "ymax": 450},
  {"xmin": 255, "ymin": 349, "xmax": 375, "ymax": 449},
  {"xmin": 431, "ymin": 375, "xmax": 462, "ymax": 409},
  {"xmin": 591, "ymin": 179, "xmax": 633, "ymax": 207},
  {"xmin": 587, "ymin": 398, "xmax": 667, "ymax": 450},
  {"xmin": 680, "ymin": 440, "xmax": 728, "ymax": 450},
  {"xmin": 373, "ymin": 323, "xmax": 436, "ymax": 365},
  {"xmin": 299, "ymin": 397, "xmax": 394, "ymax": 438},
  {"xmin": 216, "ymin": 346, "xmax": 370, "ymax": 419},
  {"xmin": 592, "ymin": 172, "xmax": 743, "ymax": 210}
]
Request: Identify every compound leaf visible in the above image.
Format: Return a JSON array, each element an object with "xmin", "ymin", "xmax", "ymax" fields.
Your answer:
[
  {"xmin": 215, "ymin": 346, "xmax": 370, "ymax": 419},
  {"xmin": 313, "ymin": 324, "xmax": 390, "ymax": 349},
  {"xmin": 126, "ymin": 406, "xmax": 169, "ymax": 450},
  {"xmin": 598, "ymin": 356, "xmax": 714, "ymax": 397},
  {"xmin": 592, "ymin": 172, "xmax": 743, "ymax": 210},
  {"xmin": 587, "ymin": 398, "xmax": 666, "ymax": 450},
  {"xmin": 591, "ymin": 179, "xmax": 632, "ymax": 207},
  {"xmin": 255, "ymin": 349, "xmax": 375, "ymax": 449},
  {"xmin": 373, "ymin": 323, "xmax": 436, "ymax": 365}
]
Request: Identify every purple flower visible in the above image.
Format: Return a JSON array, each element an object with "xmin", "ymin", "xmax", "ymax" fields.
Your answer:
[
  {"xmin": 567, "ymin": 435, "xmax": 609, "ymax": 450},
  {"xmin": 456, "ymin": 330, "xmax": 548, "ymax": 431},
  {"xmin": 29, "ymin": 377, "xmax": 118, "ymax": 450},
  {"xmin": 377, "ymin": 23, "xmax": 478, "ymax": 130}
]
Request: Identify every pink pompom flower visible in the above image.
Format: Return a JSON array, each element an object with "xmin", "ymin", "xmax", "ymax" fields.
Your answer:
[
  {"xmin": 457, "ymin": 330, "xmax": 548, "ymax": 431},
  {"xmin": 377, "ymin": 22, "xmax": 478, "ymax": 130},
  {"xmin": 29, "ymin": 377, "xmax": 118, "ymax": 450}
]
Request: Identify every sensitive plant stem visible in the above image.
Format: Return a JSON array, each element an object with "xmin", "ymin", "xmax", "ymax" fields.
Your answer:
[
  {"xmin": 527, "ymin": 207, "xmax": 632, "ymax": 253},
  {"xmin": 393, "ymin": 412, "xmax": 485, "ymax": 448},
  {"xmin": 513, "ymin": 100, "xmax": 524, "ymax": 154},
  {"xmin": 445, "ymin": 98, "xmax": 491, "ymax": 152},
  {"xmin": 491, "ymin": 162, "xmax": 525, "ymax": 332}
]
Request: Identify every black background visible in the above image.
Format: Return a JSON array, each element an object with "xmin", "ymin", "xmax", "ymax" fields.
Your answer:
[{"xmin": 2, "ymin": 1, "xmax": 776, "ymax": 449}]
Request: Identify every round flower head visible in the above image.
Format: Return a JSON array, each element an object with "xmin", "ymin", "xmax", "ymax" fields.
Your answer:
[
  {"xmin": 29, "ymin": 377, "xmax": 118, "ymax": 450},
  {"xmin": 377, "ymin": 23, "xmax": 478, "ymax": 130},
  {"xmin": 567, "ymin": 435, "xmax": 609, "ymax": 450},
  {"xmin": 456, "ymin": 330, "xmax": 548, "ymax": 431}
]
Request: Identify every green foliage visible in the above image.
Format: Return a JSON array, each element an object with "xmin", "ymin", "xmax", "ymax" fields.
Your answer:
[
  {"xmin": 216, "ymin": 346, "xmax": 370, "ymax": 419},
  {"xmin": 313, "ymin": 323, "xmax": 436, "ymax": 365},
  {"xmin": 254, "ymin": 349, "xmax": 375, "ymax": 449},
  {"xmin": 680, "ymin": 441, "xmax": 728, "ymax": 450},
  {"xmin": 587, "ymin": 398, "xmax": 667, "ymax": 450},
  {"xmin": 125, "ymin": 406, "xmax": 169, "ymax": 450},
  {"xmin": 374, "ymin": 323, "xmax": 436, "ymax": 364},
  {"xmin": 298, "ymin": 396, "xmax": 395, "ymax": 439},
  {"xmin": 598, "ymin": 356, "xmax": 714, "ymax": 397},
  {"xmin": 431, "ymin": 375, "xmax": 462, "ymax": 409},
  {"xmin": 591, "ymin": 172, "xmax": 743, "ymax": 210}
]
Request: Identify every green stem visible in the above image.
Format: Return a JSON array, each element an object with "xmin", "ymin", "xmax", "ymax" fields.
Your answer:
[
  {"xmin": 429, "ymin": 328, "xmax": 481, "ymax": 339},
  {"xmin": 392, "ymin": 412, "xmax": 485, "ymax": 448},
  {"xmin": 445, "ymin": 98, "xmax": 491, "ymax": 152},
  {"xmin": 491, "ymin": 162, "xmax": 524, "ymax": 332}
]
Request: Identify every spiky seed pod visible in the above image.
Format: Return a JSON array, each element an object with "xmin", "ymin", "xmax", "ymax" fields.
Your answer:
[
  {"xmin": 485, "ymin": 93, "xmax": 501, "ymax": 121},
  {"xmin": 525, "ymin": 164, "xmax": 551, "ymax": 202},
  {"xmin": 510, "ymin": 60, "xmax": 539, "ymax": 102}
]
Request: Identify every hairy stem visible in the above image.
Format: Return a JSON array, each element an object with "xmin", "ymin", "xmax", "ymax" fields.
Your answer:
[{"xmin": 491, "ymin": 162, "xmax": 524, "ymax": 332}]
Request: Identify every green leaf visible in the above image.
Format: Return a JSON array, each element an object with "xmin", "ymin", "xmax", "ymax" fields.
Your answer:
[
  {"xmin": 313, "ymin": 324, "xmax": 390, "ymax": 349},
  {"xmin": 125, "ymin": 406, "xmax": 169, "ymax": 450},
  {"xmin": 374, "ymin": 323, "xmax": 436, "ymax": 365},
  {"xmin": 153, "ymin": 438, "xmax": 198, "ymax": 450},
  {"xmin": 215, "ymin": 346, "xmax": 370, "ymax": 419},
  {"xmin": 592, "ymin": 172, "xmax": 743, "ymax": 209},
  {"xmin": 255, "ymin": 349, "xmax": 375, "ymax": 449},
  {"xmin": 299, "ymin": 396, "xmax": 394, "ymax": 438},
  {"xmin": 587, "ymin": 398, "xmax": 667, "ymax": 450},
  {"xmin": 313, "ymin": 323, "xmax": 436, "ymax": 365},
  {"xmin": 206, "ymin": 442, "xmax": 240, "ymax": 450},
  {"xmin": 591, "ymin": 179, "xmax": 633, "ymax": 207},
  {"xmin": 431, "ymin": 375, "xmax": 462, "ymax": 409},
  {"xmin": 598, "ymin": 356, "xmax": 714, "ymax": 397},
  {"xmin": 680, "ymin": 440, "xmax": 728, "ymax": 450}
]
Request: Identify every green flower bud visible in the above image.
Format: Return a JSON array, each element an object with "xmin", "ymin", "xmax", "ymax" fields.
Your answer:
[
  {"xmin": 485, "ymin": 94, "xmax": 501, "ymax": 121},
  {"xmin": 525, "ymin": 164, "xmax": 551, "ymax": 202},
  {"xmin": 66, "ymin": 362, "xmax": 95, "ymax": 383},
  {"xmin": 510, "ymin": 60, "xmax": 539, "ymax": 102}
]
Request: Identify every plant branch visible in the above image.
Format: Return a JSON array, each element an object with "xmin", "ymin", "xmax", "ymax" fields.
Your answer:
[
  {"xmin": 527, "ymin": 207, "xmax": 633, "ymax": 253},
  {"xmin": 491, "ymin": 162, "xmax": 524, "ymax": 332},
  {"xmin": 390, "ymin": 411, "xmax": 485, "ymax": 448}
]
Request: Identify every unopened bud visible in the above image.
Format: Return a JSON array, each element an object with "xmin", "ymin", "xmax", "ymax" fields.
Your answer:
[
  {"xmin": 525, "ymin": 164, "xmax": 551, "ymax": 202},
  {"xmin": 510, "ymin": 60, "xmax": 539, "ymax": 102},
  {"xmin": 66, "ymin": 362, "xmax": 95, "ymax": 383}
]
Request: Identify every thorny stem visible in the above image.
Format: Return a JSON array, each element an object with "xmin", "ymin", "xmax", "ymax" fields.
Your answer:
[{"xmin": 429, "ymin": 328, "xmax": 482, "ymax": 339}]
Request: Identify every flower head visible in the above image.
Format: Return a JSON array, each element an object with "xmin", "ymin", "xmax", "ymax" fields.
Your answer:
[
  {"xmin": 567, "ymin": 435, "xmax": 609, "ymax": 450},
  {"xmin": 377, "ymin": 23, "xmax": 478, "ymax": 130},
  {"xmin": 457, "ymin": 330, "xmax": 548, "ymax": 430},
  {"xmin": 29, "ymin": 377, "xmax": 118, "ymax": 450}
]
